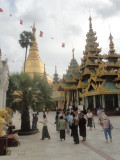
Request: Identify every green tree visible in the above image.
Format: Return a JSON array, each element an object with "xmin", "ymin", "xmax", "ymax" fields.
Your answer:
[
  {"xmin": 6, "ymin": 73, "xmax": 53, "ymax": 132},
  {"xmin": 19, "ymin": 31, "xmax": 33, "ymax": 72}
]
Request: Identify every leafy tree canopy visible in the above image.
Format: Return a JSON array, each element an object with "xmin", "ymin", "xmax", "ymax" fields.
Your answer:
[{"xmin": 6, "ymin": 73, "xmax": 54, "ymax": 112}]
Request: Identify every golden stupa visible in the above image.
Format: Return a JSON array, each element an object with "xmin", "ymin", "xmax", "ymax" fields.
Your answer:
[{"xmin": 23, "ymin": 23, "xmax": 52, "ymax": 83}]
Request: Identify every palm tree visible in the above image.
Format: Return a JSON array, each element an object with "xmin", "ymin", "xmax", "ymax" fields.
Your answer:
[
  {"xmin": 19, "ymin": 31, "xmax": 33, "ymax": 72},
  {"xmin": 6, "ymin": 73, "xmax": 53, "ymax": 132}
]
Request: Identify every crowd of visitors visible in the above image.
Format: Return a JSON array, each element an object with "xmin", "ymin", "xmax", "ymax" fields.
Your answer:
[
  {"xmin": 54, "ymin": 106, "xmax": 113, "ymax": 144},
  {"xmin": 33, "ymin": 105, "xmax": 113, "ymax": 144}
]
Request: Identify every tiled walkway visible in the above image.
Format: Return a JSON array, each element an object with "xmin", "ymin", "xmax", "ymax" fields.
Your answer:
[{"xmin": 1, "ymin": 112, "xmax": 120, "ymax": 160}]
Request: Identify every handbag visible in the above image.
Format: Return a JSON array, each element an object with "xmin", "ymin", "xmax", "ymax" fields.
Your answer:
[
  {"xmin": 109, "ymin": 120, "xmax": 113, "ymax": 130},
  {"xmin": 109, "ymin": 123, "xmax": 113, "ymax": 130}
]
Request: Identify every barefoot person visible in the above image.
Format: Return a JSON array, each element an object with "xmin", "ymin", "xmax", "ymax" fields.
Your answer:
[
  {"xmin": 40, "ymin": 115, "xmax": 50, "ymax": 140},
  {"xmin": 58, "ymin": 116, "xmax": 66, "ymax": 141},
  {"xmin": 102, "ymin": 115, "xmax": 112, "ymax": 143},
  {"xmin": 79, "ymin": 113, "xmax": 86, "ymax": 141},
  {"xmin": 86, "ymin": 108, "xmax": 93, "ymax": 130}
]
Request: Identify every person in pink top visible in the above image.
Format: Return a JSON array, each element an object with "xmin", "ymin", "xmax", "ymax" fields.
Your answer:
[{"xmin": 102, "ymin": 115, "xmax": 112, "ymax": 143}]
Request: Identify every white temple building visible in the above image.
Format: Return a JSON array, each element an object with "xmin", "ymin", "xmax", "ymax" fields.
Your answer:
[{"xmin": 0, "ymin": 49, "xmax": 9, "ymax": 109}]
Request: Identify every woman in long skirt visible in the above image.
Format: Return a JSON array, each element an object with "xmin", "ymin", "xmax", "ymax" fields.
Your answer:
[
  {"xmin": 79, "ymin": 113, "xmax": 86, "ymax": 141},
  {"xmin": 72, "ymin": 114, "xmax": 79, "ymax": 144},
  {"xmin": 40, "ymin": 115, "xmax": 50, "ymax": 140},
  {"xmin": 55, "ymin": 111, "xmax": 59, "ymax": 131}
]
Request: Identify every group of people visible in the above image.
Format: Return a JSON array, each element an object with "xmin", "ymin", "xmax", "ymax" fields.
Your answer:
[
  {"xmin": 39, "ymin": 106, "xmax": 113, "ymax": 144},
  {"xmin": 55, "ymin": 108, "xmax": 88, "ymax": 144}
]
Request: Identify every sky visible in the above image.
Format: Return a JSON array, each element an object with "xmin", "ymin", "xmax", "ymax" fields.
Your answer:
[{"xmin": 0, "ymin": 0, "xmax": 120, "ymax": 79}]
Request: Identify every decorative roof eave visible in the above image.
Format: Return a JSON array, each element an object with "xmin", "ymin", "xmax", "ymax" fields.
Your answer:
[
  {"xmin": 99, "ymin": 72, "xmax": 118, "ymax": 77},
  {"xmin": 72, "ymin": 73, "xmax": 80, "ymax": 80},
  {"xmin": 80, "ymin": 90, "xmax": 120, "ymax": 97},
  {"xmin": 77, "ymin": 81, "xmax": 86, "ymax": 89},
  {"xmin": 82, "ymin": 68, "xmax": 92, "ymax": 76},
  {"xmin": 106, "ymin": 61, "xmax": 120, "ymax": 67},
  {"xmin": 115, "ymin": 83, "xmax": 120, "ymax": 89},
  {"xmin": 103, "ymin": 53, "xmax": 120, "ymax": 59},
  {"xmin": 62, "ymin": 84, "xmax": 77, "ymax": 91},
  {"xmin": 63, "ymin": 78, "xmax": 77, "ymax": 83},
  {"xmin": 114, "ymin": 77, "xmax": 120, "ymax": 82}
]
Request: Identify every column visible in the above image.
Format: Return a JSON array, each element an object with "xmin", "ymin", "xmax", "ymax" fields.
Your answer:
[
  {"xmin": 118, "ymin": 94, "xmax": 120, "ymax": 109},
  {"xmin": 102, "ymin": 94, "xmax": 105, "ymax": 109},
  {"xmin": 93, "ymin": 95, "xmax": 96, "ymax": 109},
  {"xmin": 85, "ymin": 97, "xmax": 88, "ymax": 109},
  {"xmin": 0, "ymin": 88, "xmax": 3, "ymax": 108},
  {"xmin": 76, "ymin": 89, "xmax": 79, "ymax": 106},
  {"xmin": 67, "ymin": 91, "xmax": 70, "ymax": 108}
]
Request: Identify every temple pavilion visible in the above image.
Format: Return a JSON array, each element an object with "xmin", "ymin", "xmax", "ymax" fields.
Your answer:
[
  {"xmin": 58, "ymin": 16, "xmax": 120, "ymax": 113},
  {"xmin": 23, "ymin": 23, "xmax": 52, "ymax": 83},
  {"xmin": 52, "ymin": 66, "xmax": 64, "ymax": 109},
  {"xmin": 57, "ymin": 50, "xmax": 81, "ymax": 109}
]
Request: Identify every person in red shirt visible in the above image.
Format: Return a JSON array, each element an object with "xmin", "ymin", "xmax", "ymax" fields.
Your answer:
[{"xmin": 46, "ymin": 107, "xmax": 49, "ymax": 114}]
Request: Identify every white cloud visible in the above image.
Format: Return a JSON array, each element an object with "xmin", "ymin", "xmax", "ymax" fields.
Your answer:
[{"xmin": 0, "ymin": 0, "xmax": 120, "ymax": 79}]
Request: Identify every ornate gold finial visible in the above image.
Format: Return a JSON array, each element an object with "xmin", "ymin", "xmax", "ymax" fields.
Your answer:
[
  {"xmin": 72, "ymin": 48, "xmax": 75, "ymax": 59},
  {"xmin": 32, "ymin": 21, "xmax": 36, "ymax": 34},
  {"xmin": 109, "ymin": 32, "xmax": 115, "ymax": 53},
  {"xmin": 89, "ymin": 16, "xmax": 92, "ymax": 30},
  {"xmin": 55, "ymin": 66, "xmax": 57, "ymax": 74},
  {"xmin": 0, "ymin": 49, "xmax": 1, "ymax": 61}
]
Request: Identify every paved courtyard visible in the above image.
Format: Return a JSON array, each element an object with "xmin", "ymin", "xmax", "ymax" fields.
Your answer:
[{"xmin": 1, "ymin": 112, "xmax": 120, "ymax": 160}]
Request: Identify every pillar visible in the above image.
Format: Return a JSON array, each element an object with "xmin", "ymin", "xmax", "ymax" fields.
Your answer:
[
  {"xmin": 93, "ymin": 95, "xmax": 96, "ymax": 109},
  {"xmin": 85, "ymin": 97, "xmax": 88, "ymax": 109},
  {"xmin": 0, "ymin": 88, "xmax": 3, "ymax": 108},
  {"xmin": 76, "ymin": 89, "xmax": 79, "ymax": 106},
  {"xmin": 3, "ymin": 92, "xmax": 6, "ymax": 109},
  {"xmin": 102, "ymin": 94, "xmax": 105, "ymax": 109},
  {"xmin": 118, "ymin": 94, "xmax": 120, "ymax": 109},
  {"xmin": 67, "ymin": 90, "xmax": 70, "ymax": 108}
]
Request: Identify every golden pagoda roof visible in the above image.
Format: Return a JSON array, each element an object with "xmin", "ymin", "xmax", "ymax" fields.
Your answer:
[
  {"xmin": 22, "ymin": 23, "xmax": 52, "ymax": 83},
  {"xmin": 24, "ymin": 23, "xmax": 44, "ymax": 76}
]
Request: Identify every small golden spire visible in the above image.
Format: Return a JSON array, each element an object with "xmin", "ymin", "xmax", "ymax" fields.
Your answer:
[
  {"xmin": 55, "ymin": 66, "xmax": 57, "ymax": 74},
  {"xmin": 109, "ymin": 32, "xmax": 115, "ymax": 53},
  {"xmin": 72, "ymin": 48, "xmax": 75, "ymax": 59},
  {"xmin": 89, "ymin": 16, "xmax": 92, "ymax": 30},
  {"xmin": 32, "ymin": 21, "xmax": 36, "ymax": 34}
]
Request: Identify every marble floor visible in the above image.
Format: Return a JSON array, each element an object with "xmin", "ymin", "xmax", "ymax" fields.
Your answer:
[{"xmin": 1, "ymin": 111, "xmax": 120, "ymax": 160}]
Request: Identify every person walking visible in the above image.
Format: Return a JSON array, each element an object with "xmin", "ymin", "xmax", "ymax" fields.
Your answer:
[
  {"xmin": 79, "ymin": 113, "xmax": 86, "ymax": 141},
  {"xmin": 69, "ymin": 112, "xmax": 73, "ymax": 136},
  {"xmin": 55, "ymin": 111, "xmax": 59, "ymax": 131},
  {"xmin": 102, "ymin": 115, "xmax": 112, "ymax": 143},
  {"xmin": 65, "ymin": 112, "xmax": 70, "ymax": 133},
  {"xmin": 58, "ymin": 116, "xmax": 66, "ymax": 141},
  {"xmin": 46, "ymin": 107, "xmax": 49, "ymax": 114},
  {"xmin": 72, "ymin": 114, "xmax": 79, "ymax": 144},
  {"xmin": 86, "ymin": 108, "xmax": 93, "ymax": 130},
  {"xmin": 97, "ymin": 107, "xmax": 102, "ymax": 124},
  {"xmin": 40, "ymin": 115, "xmax": 50, "ymax": 140}
]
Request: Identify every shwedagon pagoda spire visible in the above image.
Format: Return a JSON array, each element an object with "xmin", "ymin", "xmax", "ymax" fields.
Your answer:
[{"xmin": 23, "ymin": 23, "xmax": 44, "ymax": 78}]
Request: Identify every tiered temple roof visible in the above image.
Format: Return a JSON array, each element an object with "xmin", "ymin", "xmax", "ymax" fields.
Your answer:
[
  {"xmin": 53, "ymin": 66, "xmax": 59, "ymax": 84},
  {"xmin": 59, "ymin": 50, "xmax": 80, "ymax": 90},
  {"xmin": 80, "ymin": 16, "xmax": 103, "ymax": 80}
]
